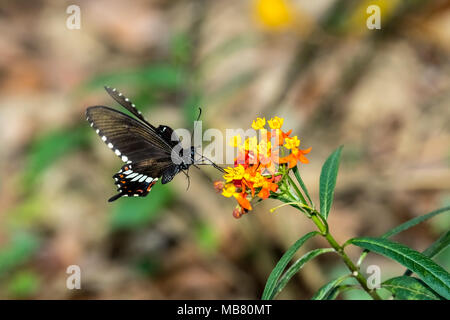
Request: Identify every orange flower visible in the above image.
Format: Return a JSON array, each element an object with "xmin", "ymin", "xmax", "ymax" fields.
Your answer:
[
  {"xmin": 257, "ymin": 179, "xmax": 279, "ymax": 199},
  {"xmin": 280, "ymin": 147, "xmax": 311, "ymax": 168},
  {"xmin": 215, "ymin": 116, "xmax": 310, "ymax": 218}
]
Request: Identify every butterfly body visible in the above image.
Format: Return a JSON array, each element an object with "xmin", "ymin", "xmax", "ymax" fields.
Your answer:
[{"xmin": 86, "ymin": 87, "xmax": 194, "ymax": 202}]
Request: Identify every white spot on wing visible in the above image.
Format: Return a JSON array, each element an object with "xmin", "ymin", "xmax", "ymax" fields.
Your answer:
[
  {"xmin": 127, "ymin": 173, "xmax": 138, "ymax": 179},
  {"xmin": 108, "ymin": 143, "xmax": 113, "ymax": 149},
  {"xmin": 121, "ymin": 155, "xmax": 128, "ymax": 162},
  {"xmin": 145, "ymin": 177, "xmax": 152, "ymax": 183},
  {"xmin": 115, "ymin": 149, "xmax": 121, "ymax": 156},
  {"xmin": 101, "ymin": 136, "xmax": 107, "ymax": 142},
  {"xmin": 131, "ymin": 174, "xmax": 142, "ymax": 182},
  {"xmin": 139, "ymin": 175, "xmax": 147, "ymax": 183}
]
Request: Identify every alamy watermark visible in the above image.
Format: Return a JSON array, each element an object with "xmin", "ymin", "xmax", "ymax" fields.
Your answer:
[
  {"xmin": 66, "ymin": 5, "xmax": 81, "ymax": 30},
  {"xmin": 66, "ymin": 265, "xmax": 81, "ymax": 289},
  {"xmin": 366, "ymin": 5, "xmax": 381, "ymax": 30}
]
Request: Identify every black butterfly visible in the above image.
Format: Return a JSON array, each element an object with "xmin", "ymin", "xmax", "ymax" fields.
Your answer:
[{"xmin": 86, "ymin": 86, "xmax": 199, "ymax": 202}]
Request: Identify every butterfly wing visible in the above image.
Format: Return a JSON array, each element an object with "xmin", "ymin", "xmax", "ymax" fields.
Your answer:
[
  {"xmin": 103, "ymin": 86, "xmax": 156, "ymax": 129},
  {"xmin": 86, "ymin": 106, "xmax": 183, "ymax": 201},
  {"xmin": 86, "ymin": 106, "xmax": 176, "ymax": 162},
  {"xmin": 110, "ymin": 160, "xmax": 174, "ymax": 201}
]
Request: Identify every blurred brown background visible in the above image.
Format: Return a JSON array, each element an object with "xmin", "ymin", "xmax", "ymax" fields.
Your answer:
[{"xmin": 0, "ymin": 0, "xmax": 449, "ymax": 299}]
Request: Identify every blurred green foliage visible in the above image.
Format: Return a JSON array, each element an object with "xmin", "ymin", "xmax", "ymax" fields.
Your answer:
[
  {"xmin": 6, "ymin": 270, "xmax": 41, "ymax": 298},
  {"xmin": 24, "ymin": 126, "xmax": 90, "ymax": 187},
  {"xmin": 193, "ymin": 222, "xmax": 219, "ymax": 253},
  {"xmin": 110, "ymin": 184, "xmax": 174, "ymax": 230},
  {"xmin": 0, "ymin": 232, "xmax": 40, "ymax": 277}
]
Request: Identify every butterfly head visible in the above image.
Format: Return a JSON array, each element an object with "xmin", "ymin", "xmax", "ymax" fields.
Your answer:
[{"xmin": 178, "ymin": 146, "xmax": 196, "ymax": 170}]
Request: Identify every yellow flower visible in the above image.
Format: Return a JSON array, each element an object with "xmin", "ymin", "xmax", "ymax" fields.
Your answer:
[
  {"xmin": 244, "ymin": 136, "xmax": 258, "ymax": 152},
  {"xmin": 258, "ymin": 140, "xmax": 271, "ymax": 158},
  {"xmin": 223, "ymin": 165, "xmax": 245, "ymax": 182},
  {"xmin": 268, "ymin": 116, "xmax": 284, "ymax": 129},
  {"xmin": 222, "ymin": 184, "xmax": 236, "ymax": 197},
  {"xmin": 252, "ymin": 117, "xmax": 266, "ymax": 130},
  {"xmin": 229, "ymin": 135, "xmax": 242, "ymax": 148},
  {"xmin": 253, "ymin": 0, "xmax": 294, "ymax": 30},
  {"xmin": 284, "ymin": 136, "xmax": 300, "ymax": 149}
]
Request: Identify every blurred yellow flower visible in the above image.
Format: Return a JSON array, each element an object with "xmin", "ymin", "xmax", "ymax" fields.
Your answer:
[
  {"xmin": 244, "ymin": 136, "xmax": 258, "ymax": 152},
  {"xmin": 268, "ymin": 116, "xmax": 284, "ymax": 129},
  {"xmin": 222, "ymin": 184, "xmax": 237, "ymax": 197},
  {"xmin": 223, "ymin": 165, "xmax": 246, "ymax": 182},
  {"xmin": 252, "ymin": 117, "xmax": 266, "ymax": 130},
  {"xmin": 284, "ymin": 136, "xmax": 300, "ymax": 150},
  {"xmin": 253, "ymin": 0, "xmax": 294, "ymax": 30}
]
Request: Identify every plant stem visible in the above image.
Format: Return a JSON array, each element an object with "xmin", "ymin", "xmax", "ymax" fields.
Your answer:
[
  {"xmin": 284, "ymin": 179, "xmax": 382, "ymax": 300},
  {"xmin": 310, "ymin": 210, "xmax": 382, "ymax": 300}
]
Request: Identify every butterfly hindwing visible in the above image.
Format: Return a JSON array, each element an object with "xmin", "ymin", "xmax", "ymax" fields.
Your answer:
[{"xmin": 109, "ymin": 163, "xmax": 159, "ymax": 201}]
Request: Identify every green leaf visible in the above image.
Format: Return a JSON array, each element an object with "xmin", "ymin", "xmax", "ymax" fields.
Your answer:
[
  {"xmin": 357, "ymin": 206, "xmax": 450, "ymax": 266},
  {"xmin": 405, "ymin": 231, "xmax": 450, "ymax": 276},
  {"xmin": 110, "ymin": 184, "xmax": 173, "ymax": 230},
  {"xmin": 262, "ymin": 231, "xmax": 319, "ymax": 300},
  {"xmin": 324, "ymin": 285, "xmax": 362, "ymax": 300},
  {"xmin": 348, "ymin": 237, "xmax": 450, "ymax": 299},
  {"xmin": 292, "ymin": 166, "xmax": 313, "ymax": 206},
  {"xmin": 382, "ymin": 206, "xmax": 450, "ymax": 239},
  {"xmin": 383, "ymin": 276, "xmax": 443, "ymax": 300},
  {"xmin": 311, "ymin": 274, "xmax": 351, "ymax": 300},
  {"xmin": 272, "ymin": 248, "xmax": 335, "ymax": 299},
  {"xmin": 319, "ymin": 146, "xmax": 343, "ymax": 219},
  {"xmin": 422, "ymin": 231, "xmax": 450, "ymax": 259}
]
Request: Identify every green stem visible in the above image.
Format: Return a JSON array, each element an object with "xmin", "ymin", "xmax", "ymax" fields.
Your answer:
[
  {"xmin": 311, "ymin": 210, "xmax": 382, "ymax": 300},
  {"xmin": 285, "ymin": 179, "xmax": 382, "ymax": 300}
]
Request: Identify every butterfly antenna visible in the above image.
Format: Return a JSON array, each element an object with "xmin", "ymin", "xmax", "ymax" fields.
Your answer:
[
  {"xmin": 190, "ymin": 107, "xmax": 202, "ymax": 144},
  {"xmin": 195, "ymin": 151, "xmax": 225, "ymax": 173}
]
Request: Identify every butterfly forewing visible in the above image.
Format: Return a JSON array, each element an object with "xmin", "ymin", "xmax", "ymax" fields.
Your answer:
[
  {"xmin": 104, "ymin": 86, "xmax": 155, "ymax": 129},
  {"xmin": 86, "ymin": 106, "xmax": 176, "ymax": 163},
  {"xmin": 86, "ymin": 88, "xmax": 193, "ymax": 202}
]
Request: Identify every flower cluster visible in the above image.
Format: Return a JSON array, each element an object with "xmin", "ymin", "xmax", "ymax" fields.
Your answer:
[{"xmin": 214, "ymin": 116, "xmax": 311, "ymax": 218}]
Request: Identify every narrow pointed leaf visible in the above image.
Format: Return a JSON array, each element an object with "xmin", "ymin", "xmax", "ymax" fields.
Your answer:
[
  {"xmin": 404, "ymin": 231, "xmax": 450, "ymax": 276},
  {"xmin": 348, "ymin": 237, "xmax": 450, "ymax": 299},
  {"xmin": 325, "ymin": 285, "xmax": 362, "ymax": 300},
  {"xmin": 262, "ymin": 231, "xmax": 319, "ymax": 300},
  {"xmin": 292, "ymin": 166, "xmax": 313, "ymax": 206},
  {"xmin": 311, "ymin": 274, "xmax": 351, "ymax": 300},
  {"xmin": 382, "ymin": 206, "xmax": 450, "ymax": 239},
  {"xmin": 357, "ymin": 206, "xmax": 450, "ymax": 266},
  {"xmin": 319, "ymin": 146, "xmax": 343, "ymax": 219},
  {"xmin": 383, "ymin": 276, "xmax": 443, "ymax": 300},
  {"xmin": 272, "ymin": 248, "xmax": 335, "ymax": 299}
]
